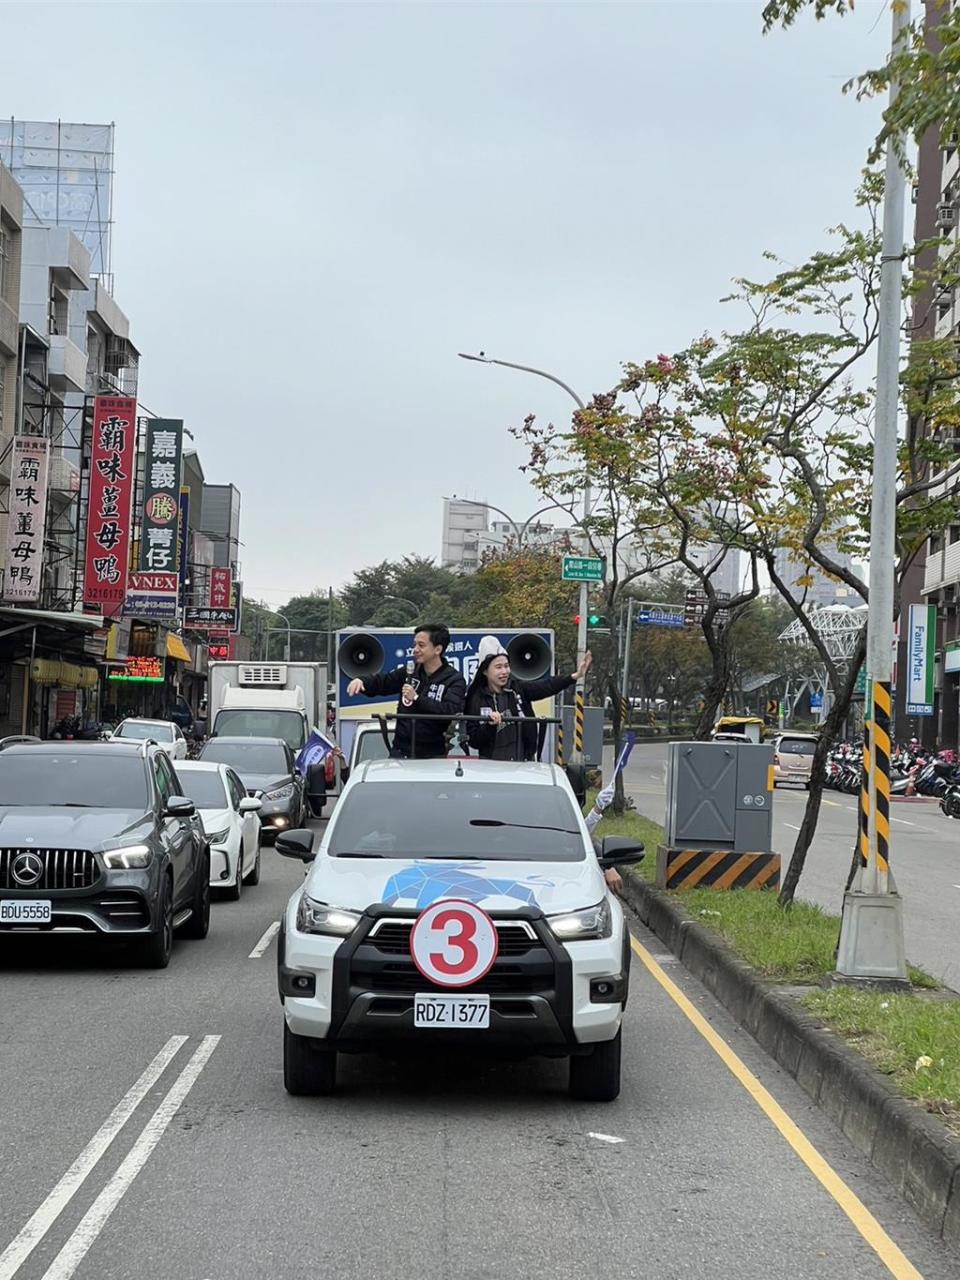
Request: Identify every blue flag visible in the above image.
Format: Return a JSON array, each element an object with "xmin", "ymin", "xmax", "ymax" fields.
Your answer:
[
  {"xmin": 296, "ymin": 730, "xmax": 335, "ymax": 774},
  {"xmin": 612, "ymin": 731, "xmax": 636, "ymax": 779}
]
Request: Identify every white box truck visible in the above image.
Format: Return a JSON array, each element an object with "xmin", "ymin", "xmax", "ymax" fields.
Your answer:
[{"xmin": 207, "ymin": 662, "xmax": 329, "ymax": 814}]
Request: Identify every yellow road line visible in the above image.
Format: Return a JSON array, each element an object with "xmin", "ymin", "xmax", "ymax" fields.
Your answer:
[{"xmin": 629, "ymin": 935, "xmax": 924, "ymax": 1280}]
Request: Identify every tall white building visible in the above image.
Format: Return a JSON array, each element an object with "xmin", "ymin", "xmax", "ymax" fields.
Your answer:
[
  {"xmin": 441, "ymin": 498, "xmax": 568, "ymax": 573},
  {"xmin": 441, "ymin": 498, "xmax": 489, "ymax": 573},
  {"xmin": 772, "ymin": 545, "xmax": 861, "ymax": 608}
]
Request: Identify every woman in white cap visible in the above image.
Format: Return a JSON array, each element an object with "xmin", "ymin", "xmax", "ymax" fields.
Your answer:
[{"xmin": 464, "ymin": 635, "xmax": 591, "ymax": 762}]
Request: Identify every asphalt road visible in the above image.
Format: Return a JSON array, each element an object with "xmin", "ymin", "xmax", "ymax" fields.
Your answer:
[
  {"xmin": 616, "ymin": 741, "xmax": 960, "ymax": 988},
  {"xmin": 1, "ymin": 813, "xmax": 956, "ymax": 1279}
]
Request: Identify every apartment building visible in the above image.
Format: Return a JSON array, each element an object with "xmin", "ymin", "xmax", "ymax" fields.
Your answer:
[{"xmin": 918, "ymin": 116, "xmax": 960, "ymax": 748}]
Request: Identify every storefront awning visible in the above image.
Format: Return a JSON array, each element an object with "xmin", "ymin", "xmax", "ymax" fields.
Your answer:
[
  {"xmin": 166, "ymin": 633, "xmax": 191, "ymax": 663},
  {"xmin": 0, "ymin": 606, "xmax": 104, "ymax": 632}
]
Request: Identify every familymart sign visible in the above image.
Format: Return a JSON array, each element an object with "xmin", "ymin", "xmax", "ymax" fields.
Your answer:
[{"xmin": 906, "ymin": 603, "xmax": 936, "ymax": 717}]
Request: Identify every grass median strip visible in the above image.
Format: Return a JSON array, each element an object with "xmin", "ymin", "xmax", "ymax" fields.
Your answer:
[
  {"xmin": 599, "ymin": 796, "xmax": 960, "ymax": 1124},
  {"xmin": 802, "ymin": 989, "xmax": 960, "ymax": 1136}
]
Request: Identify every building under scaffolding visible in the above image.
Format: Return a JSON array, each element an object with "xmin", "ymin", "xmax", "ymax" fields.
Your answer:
[
  {"xmin": 0, "ymin": 118, "xmax": 114, "ymax": 288},
  {"xmin": 779, "ymin": 603, "xmax": 868, "ymax": 730}
]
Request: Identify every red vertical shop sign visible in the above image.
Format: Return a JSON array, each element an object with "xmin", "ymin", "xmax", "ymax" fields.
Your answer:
[
  {"xmin": 83, "ymin": 396, "xmax": 137, "ymax": 618},
  {"xmin": 209, "ymin": 566, "xmax": 233, "ymax": 610}
]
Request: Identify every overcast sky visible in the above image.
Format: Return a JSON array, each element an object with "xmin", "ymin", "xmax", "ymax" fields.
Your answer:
[{"xmin": 3, "ymin": 0, "xmax": 890, "ymax": 604}]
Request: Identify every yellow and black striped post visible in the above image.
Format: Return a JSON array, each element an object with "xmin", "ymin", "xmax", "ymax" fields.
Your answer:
[
  {"xmin": 870, "ymin": 680, "xmax": 892, "ymax": 889},
  {"xmin": 858, "ymin": 705, "xmax": 871, "ymax": 872},
  {"xmin": 555, "ymin": 719, "xmax": 564, "ymax": 766},
  {"xmin": 574, "ymin": 691, "xmax": 585, "ymax": 756},
  {"xmin": 619, "ymin": 696, "xmax": 629, "ymax": 728}
]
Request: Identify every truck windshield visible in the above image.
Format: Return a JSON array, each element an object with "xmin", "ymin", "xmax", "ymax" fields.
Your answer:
[
  {"xmin": 213, "ymin": 709, "xmax": 304, "ymax": 750},
  {"xmin": 329, "ymin": 782, "xmax": 586, "ymax": 861}
]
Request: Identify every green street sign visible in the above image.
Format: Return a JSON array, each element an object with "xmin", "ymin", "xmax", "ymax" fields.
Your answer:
[
  {"xmin": 854, "ymin": 667, "xmax": 866, "ymax": 697},
  {"xmin": 562, "ymin": 555, "xmax": 604, "ymax": 582}
]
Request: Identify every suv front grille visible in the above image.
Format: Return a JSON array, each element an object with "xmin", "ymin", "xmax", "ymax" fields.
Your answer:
[
  {"xmin": 0, "ymin": 848, "xmax": 99, "ymax": 891},
  {"xmin": 368, "ymin": 918, "xmax": 537, "ymax": 957},
  {"xmin": 371, "ymin": 964, "xmax": 552, "ymax": 995}
]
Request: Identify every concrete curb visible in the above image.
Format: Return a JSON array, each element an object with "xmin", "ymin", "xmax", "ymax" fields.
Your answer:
[{"xmin": 622, "ymin": 872, "xmax": 960, "ymax": 1256}]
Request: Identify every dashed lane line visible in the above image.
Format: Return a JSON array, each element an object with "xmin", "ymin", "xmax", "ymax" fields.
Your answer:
[
  {"xmin": 0, "ymin": 1036, "xmax": 188, "ymax": 1280},
  {"xmin": 629, "ymin": 935, "xmax": 924, "ymax": 1280},
  {"xmin": 40, "ymin": 1036, "xmax": 221, "ymax": 1280},
  {"xmin": 249, "ymin": 920, "xmax": 281, "ymax": 959}
]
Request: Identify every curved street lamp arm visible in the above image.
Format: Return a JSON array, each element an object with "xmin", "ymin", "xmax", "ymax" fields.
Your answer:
[{"xmin": 457, "ymin": 353, "xmax": 585, "ymax": 410}]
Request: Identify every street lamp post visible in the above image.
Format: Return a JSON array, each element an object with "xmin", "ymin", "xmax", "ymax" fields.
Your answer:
[
  {"xmin": 362, "ymin": 596, "xmax": 421, "ymax": 627},
  {"xmin": 834, "ymin": 0, "xmax": 910, "ymax": 986},
  {"xmin": 442, "ymin": 495, "xmax": 568, "ymax": 553},
  {"xmin": 267, "ymin": 611, "xmax": 291, "ymax": 661},
  {"xmin": 458, "ymin": 352, "xmax": 591, "ymax": 764}
]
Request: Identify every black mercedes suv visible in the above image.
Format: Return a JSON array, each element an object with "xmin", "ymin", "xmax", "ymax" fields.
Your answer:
[{"xmin": 0, "ymin": 740, "xmax": 210, "ymax": 968}]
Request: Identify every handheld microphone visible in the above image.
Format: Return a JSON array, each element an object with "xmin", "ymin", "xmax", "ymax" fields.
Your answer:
[{"xmin": 402, "ymin": 659, "xmax": 417, "ymax": 707}]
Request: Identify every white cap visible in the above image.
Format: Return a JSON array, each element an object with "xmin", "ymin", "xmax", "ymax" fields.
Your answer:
[{"xmin": 477, "ymin": 634, "xmax": 507, "ymax": 663}]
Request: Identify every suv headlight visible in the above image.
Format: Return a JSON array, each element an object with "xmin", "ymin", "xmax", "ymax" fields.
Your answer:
[
  {"xmin": 296, "ymin": 894, "xmax": 360, "ymax": 937},
  {"xmin": 547, "ymin": 898, "xmax": 612, "ymax": 941},
  {"xmin": 204, "ymin": 828, "xmax": 230, "ymax": 845},
  {"xmin": 265, "ymin": 784, "xmax": 294, "ymax": 801},
  {"xmin": 101, "ymin": 844, "xmax": 154, "ymax": 870}
]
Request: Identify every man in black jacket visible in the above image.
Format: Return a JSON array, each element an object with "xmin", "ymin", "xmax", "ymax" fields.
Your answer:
[{"xmin": 346, "ymin": 623, "xmax": 466, "ymax": 759}]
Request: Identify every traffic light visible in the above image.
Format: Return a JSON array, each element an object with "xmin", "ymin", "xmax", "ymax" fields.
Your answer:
[{"xmin": 573, "ymin": 613, "xmax": 606, "ymax": 627}]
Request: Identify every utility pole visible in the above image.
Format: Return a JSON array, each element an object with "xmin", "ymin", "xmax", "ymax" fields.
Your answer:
[
  {"xmin": 619, "ymin": 596, "xmax": 635, "ymax": 724},
  {"xmin": 458, "ymin": 351, "xmax": 589, "ymax": 763},
  {"xmin": 835, "ymin": 0, "xmax": 911, "ymax": 986}
]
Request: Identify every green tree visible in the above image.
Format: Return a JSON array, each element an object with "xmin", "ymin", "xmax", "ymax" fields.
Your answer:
[
  {"xmin": 339, "ymin": 556, "xmax": 475, "ymax": 628},
  {"xmin": 763, "ymin": 0, "xmax": 960, "ymax": 159},
  {"xmin": 464, "ymin": 547, "xmax": 581, "ymax": 672}
]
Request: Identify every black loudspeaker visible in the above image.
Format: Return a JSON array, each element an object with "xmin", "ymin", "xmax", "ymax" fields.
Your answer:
[
  {"xmin": 337, "ymin": 632, "xmax": 385, "ymax": 680},
  {"xmin": 506, "ymin": 632, "xmax": 552, "ymax": 682}
]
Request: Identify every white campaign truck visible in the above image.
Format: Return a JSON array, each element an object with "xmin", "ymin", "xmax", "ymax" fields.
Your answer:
[{"xmin": 207, "ymin": 662, "xmax": 329, "ymax": 814}]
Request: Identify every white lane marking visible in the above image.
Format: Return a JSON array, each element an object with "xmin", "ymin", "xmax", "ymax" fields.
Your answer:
[
  {"xmin": 0, "ymin": 1036, "xmax": 187, "ymax": 1280},
  {"xmin": 249, "ymin": 920, "xmax": 280, "ymax": 959},
  {"xmin": 587, "ymin": 1132, "xmax": 625, "ymax": 1144},
  {"xmin": 784, "ymin": 823, "xmax": 801, "ymax": 831},
  {"xmin": 891, "ymin": 817, "xmax": 914, "ymax": 826},
  {"xmin": 40, "ymin": 1036, "xmax": 220, "ymax": 1280}
]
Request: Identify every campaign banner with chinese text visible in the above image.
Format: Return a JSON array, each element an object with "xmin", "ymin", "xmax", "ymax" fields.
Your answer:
[
  {"xmin": 83, "ymin": 396, "xmax": 137, "ymax": 617},
  {"xmin": 334, "ymin": 627, "xmax": 554, "ymax": 761},
  {"xmin": 3, "ymin": 437, "xmax": 51, "ymax": 603},
  {"xmin": 138, "ymin": 419, "xmax": 183, "ymax": 574}
]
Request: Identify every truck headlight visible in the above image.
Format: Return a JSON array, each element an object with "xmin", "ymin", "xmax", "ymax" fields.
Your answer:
[
  {"xmin": 102, "ymin": 844, "xmax": 153, "ymax": 870},
  {"xmin": 204, "ymin": 828, "xmax": 230, "ymax": 845},
  {"xmin": 265, "ymin": 784, "xmax": 294, "ymax": 802},
  {"xmin": 296, "ymin": 894, "xmax": 360, "ymax": 937},
  {"xmin": 547, "ymin": 898, "xmax": 612, "ymax": 941}
]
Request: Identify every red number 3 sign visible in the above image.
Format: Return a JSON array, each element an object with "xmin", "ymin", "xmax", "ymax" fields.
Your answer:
[{"xmin": 409, "ymin": 899, "xmax": 499, "ymax": 987}]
